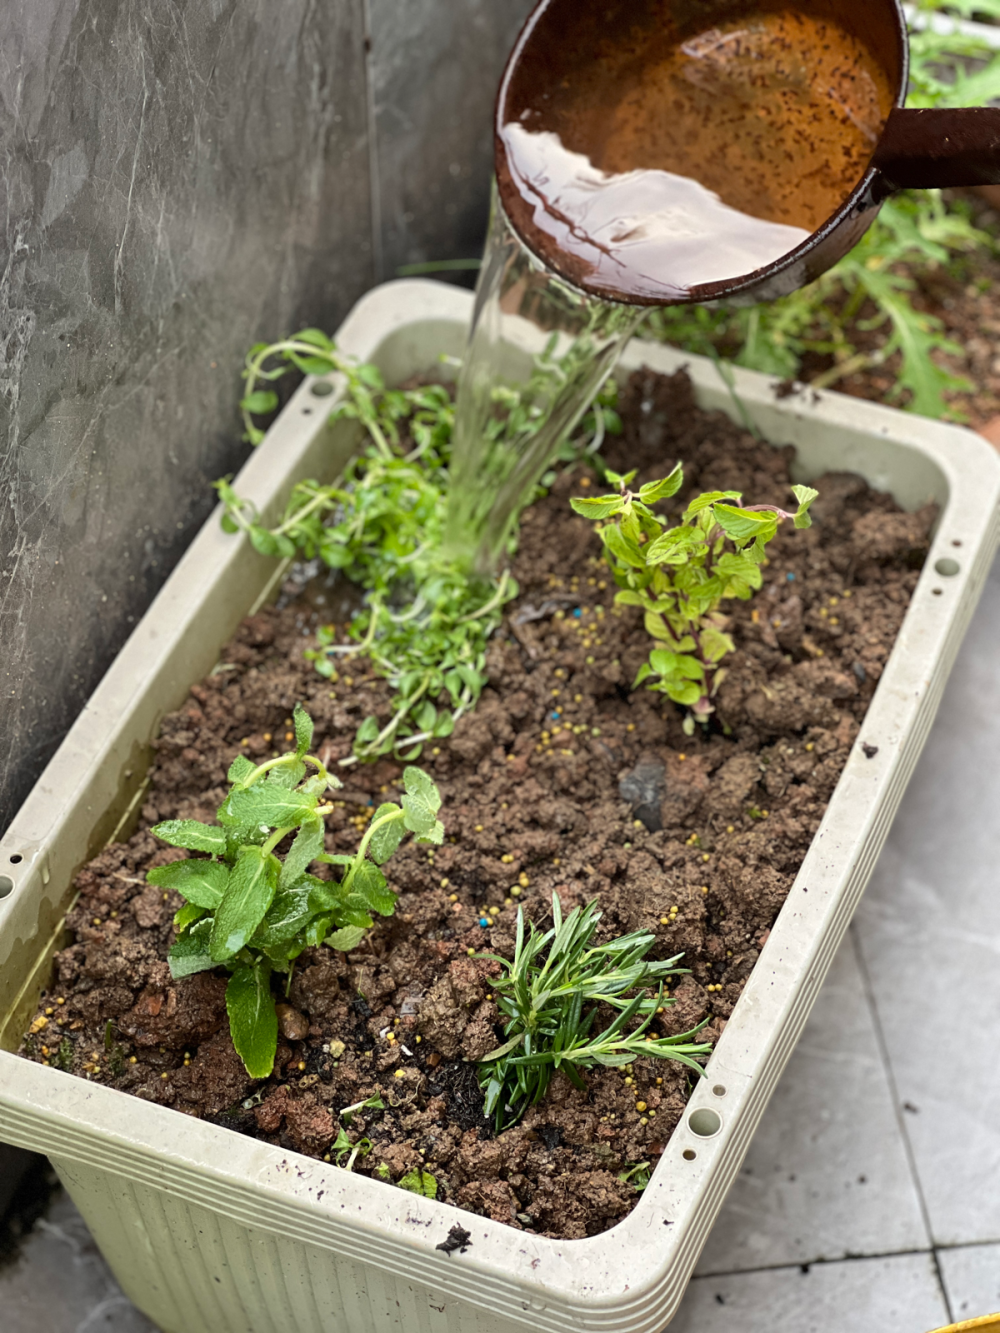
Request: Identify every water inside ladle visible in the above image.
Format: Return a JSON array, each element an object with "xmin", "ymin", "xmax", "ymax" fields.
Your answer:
[{"xmin": 445, "ymin": 2, "xmax": 897, "ymax": 572}]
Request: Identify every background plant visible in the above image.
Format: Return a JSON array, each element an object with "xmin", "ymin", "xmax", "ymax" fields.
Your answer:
[
  {"xmin": 477, "ymin": 894, "xmax": 713, "ymax": 1131},
  {"xmin": 147, "ymin": 704, "xmax": 443, "ymax": 1078},
  {"xmin": 219, "ymin": 332, "xmax": 620, "ymax": 762},
  {"xmin": 644, "ymin": 3, "xmax": 1000, "ymax": 419},
  {"xmin": 571, "ymin": 464, "xmax": 816, "ymax": 728}
]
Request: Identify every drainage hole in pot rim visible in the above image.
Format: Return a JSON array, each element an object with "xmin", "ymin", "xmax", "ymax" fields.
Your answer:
[
  {"xmin": 0, "ymin": 875, "xmax": 14, "ymax": 899},
  {"xmin": 301, "ymin": 406, "xmax": 313, "ymax": 415},
  {"xmin": 688, "ymin": 1108, "xmax": 723, "ymax": 1138},
  {"xmin": 712, "ymin": 1084, "xmax": 726, "ymax": 1097},
  {"xmin": 934, "ymin": 558, "xmax": 960, "ymax": 577},
  {"xmin": 309, "ymin": 380, "xmax": 335, "ymax": 397},
  {"xmin": 682, "ymin": 1149, "xmax": 697, "ymax": 1161},
  {"xmin": 9, "ymin": 853, "xmax": 22, "ymax": 864},
  {"xmin": 932, "ymin": 589, "xmax": 942, "ymax": 596}
]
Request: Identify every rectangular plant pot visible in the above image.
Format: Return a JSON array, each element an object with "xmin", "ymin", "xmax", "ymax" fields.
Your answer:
[{"xmin": 1, "ymin": 278, "xmax": 997, "ymax": 1333}]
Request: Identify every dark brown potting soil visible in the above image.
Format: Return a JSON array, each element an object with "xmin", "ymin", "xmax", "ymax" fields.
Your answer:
[{"xmin": 19, "ymin": 369, "xmax": 935, "ymax": 1239}]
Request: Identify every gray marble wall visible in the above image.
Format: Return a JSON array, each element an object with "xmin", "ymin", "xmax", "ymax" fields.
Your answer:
[{"xmin": 0, "ymin": 0, "xmax": 533, "ymax": 836}]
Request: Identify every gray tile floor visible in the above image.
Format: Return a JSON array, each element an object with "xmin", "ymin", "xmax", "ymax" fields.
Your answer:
[{"xmin": 2, "ymin": 555, "xmax": 999, "ymax": 1333}]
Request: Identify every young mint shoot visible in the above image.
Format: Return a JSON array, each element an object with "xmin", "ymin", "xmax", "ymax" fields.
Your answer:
[
  {"xmin": 572, "ymin": 464, "xmax": 817, "ymax": 728},
  {"xmin": 147, "ymin": 704, "xmax": 443, "ymax": 1079},
  {"xmin": 477, "ymin": 894, "xmax": 713, "ymax": 1131}
]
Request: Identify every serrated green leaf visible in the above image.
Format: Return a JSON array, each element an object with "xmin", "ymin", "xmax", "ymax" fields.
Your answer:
[
  {"xmin": 147, "ymin": 859, "xmax": 229, "ymax": 909},
  {"xmin": 210, "ymin": 847, "xmax": 277, "ymax": 962},
  {"xmin": 403, "ymin": 767, "xmax": 441, "ymax": 811},
  {"xmin": 326, "ymin": 925, "xmax": 367, "ymax": 952},
  {"xmin": 699, "ymin": 626, "xmax": 735, "ymax": 663},
  {"xmin": 638, "ymin": 464, "xmax": 684, "ymax": 504},
  {"xmin": 279, "ymin": 816, "xmax": 325, "ymax": 890},
  {"xmin": 684, "ymin": 490, "xmax": 743, "ymax": 517},
  {"xmin": 293, "ymin": 703, "xmax": 314, "ymax": 757},
  {"xmin": 369, "ymin": 803, "xmax": 405, "ymax": 864},
  {"xmin": 712, "ymin": 505, "xmax": 778, "ymax": 544},
  {"xmin": 569, "ymin": 494, "xmax": 626, "ymax": 520},
  {"xmin": 397, "ymin": 1169, "xmax": 437, "ymax": 1198},
  {"xmin": 151, "ymin": 820, "xmax": 227, "ymax": 856},
  {"xmin": 226, "ymin": 962, "xmax": 278, "ymax": 1079},
  {"xmin": 173, "ymin": 902, "xmax": 206, "ymax": 932},
  {"xmin": 791, "ymin": 484, "xmax": 818, "ymax": 529},
  {"xmin": 227, "ymin": 753, "xmax": 256, "ymax": 784},
  {"xmin": 416, "ymin": 818, "xmax": 444, "ymax": 846},
  {"xmin": 168, "ymin": 923, "xmax": 215, "ymax": 979},
  {"xmin": 601, "ymin": 523, "xmax": 647, "ymax": 569},
  {"xmin": 252, "ymin": 887, "xmax": 314, "ymax": 948},
  {"xmin": 225, "ymin": 784, "xmax": 318, "ymax": 829},
  {"xmin": 351, "ymin": 859, "xmax": 396, "ymax": 916}
]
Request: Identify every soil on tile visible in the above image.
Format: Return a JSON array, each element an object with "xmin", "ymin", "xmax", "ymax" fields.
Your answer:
[{"xmin": 18, "ymin": 368, "xmax": 936, "ymax": 1240}]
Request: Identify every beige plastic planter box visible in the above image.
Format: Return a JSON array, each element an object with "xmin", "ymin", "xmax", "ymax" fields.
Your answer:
[{"xmin": 1, "ymin": 279, "xmax": 998, "ymax": 1333}]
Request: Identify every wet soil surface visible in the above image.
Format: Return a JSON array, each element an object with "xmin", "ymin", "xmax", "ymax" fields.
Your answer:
[{"xmin": 18, "ymin": 369, "xmax": 934, "ymax": 1240}]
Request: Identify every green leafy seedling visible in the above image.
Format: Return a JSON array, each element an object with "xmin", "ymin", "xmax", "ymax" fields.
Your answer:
[
  {"xmin": 572, "ymin": 463, "xmax": 816, "ymax": 727},
  {"xmin": 477, "ymin": 893, "xmax": 713, "ymax": 1131},
  {"xmin": 397, "ymin": 1169, "xmax": 438, "ymax": 1198},
  {"xmin": 149, "ymin": 704, "xmax": 443, "ymax": 1079}
]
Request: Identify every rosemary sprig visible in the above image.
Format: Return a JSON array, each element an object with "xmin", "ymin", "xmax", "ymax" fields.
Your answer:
[{"xmin": 477, "ymin": 894, "xmax": 713, "ymax": 1131}]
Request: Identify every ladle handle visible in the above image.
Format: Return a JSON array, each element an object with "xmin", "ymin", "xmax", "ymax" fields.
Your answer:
[{"xmin": 872, "ymin": 107, "xmax": 1000, "ymax": 190}]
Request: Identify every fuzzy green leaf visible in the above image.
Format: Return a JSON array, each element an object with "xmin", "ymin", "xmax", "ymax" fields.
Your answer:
[
  {"xmin": 168, "ymin": 923, "xmax": 215, "ymax": 979},
  {"xmin": 224, "ymin": 784, "xmax": 318, "ymax": 829},
  {"xmin": 368, "ymin": 804, "xmax": 405, "ymax": 864},
  {"xmin": 227, "ymin": 753, "xmax": 256, "ymax": 784},
  {"xmin": 252, "ymin": 888, "xmax": 314, "ymax": 948},
  {"xmin": 401, "ymin": 767, "xmax": 441, "ymax": 836},
  {"xmin": 351, "ymin": 859, "xmax": 396, "ymax": 917},
  {"xmin": 684, "ymin": 490, "xmax": 743, "ymax": 517},
  {"xmin": 279, "ymin": 816, "xmax": 325, "ymax": 891},
  {"xmin": 569, "ymin": 494, "xmax": 626, "ymax": 520},
  {"xmin": 326, "ymin": 925, "xmax": 368, "ymax": 952},
  {"xmin": 210, "ymin": 847, "xmax": 277, "ymax": 962},
  {"xmin": 226, "ymin": 962, "xmax": 278, "ymax": 1078},
  {"xmin": 150, "ymin": 820, "xmax": 227, "ymax": 856},
  {"xmin": 699, "ymin": 626, "xmax": 735, "ymax": 663},
  {"xmin": 637, "ymin": 464, "xmax": 684, "ymax": 504},
  {"xmin": 173, "ymin": 902, "xmax": 206, "ymax": 932},
  {"xmin": 712, "ymin": 505, "xmax": 777, "ymax": 543},
  {"xmin": 791, "ymin": 484, "xmax": 819, "ymax": 529},
  {"xmin": 397, "ymin": 1169, "xmax": 438, "ymax": 1198},
  {"xmin": 601, "ymin": 523, "xmax": 647, "ymax": 569},
  {"xmin": 147, "ymin": 859, "xmax": 229, "ymax": 909},
  {"xmin": 293, "ymin": 703, "xmax": 314, "ymax": 757}
]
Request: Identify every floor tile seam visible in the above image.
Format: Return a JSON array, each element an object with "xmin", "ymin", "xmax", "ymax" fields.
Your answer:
[
  {"xmin": 849, "ymin": 923, "xmax": 955, "ymax": 1323},
  {"xmin": 934, "ymin": 1239, "xmax": 1000, "ymax": 1254},
  {"xmin": 692, "ymin": 1243, "xmax": 939, "ymax": 1281}
]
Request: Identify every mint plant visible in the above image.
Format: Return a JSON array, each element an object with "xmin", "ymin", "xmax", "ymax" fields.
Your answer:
[
  {"xmin": 147, "ymin": 704, "xmax": 443, "ymax": 1078},
  {"xmin": 572, "ymin": 464, "xmax": 816, "ymax": 727},
  {"xmin": 477, "ymin": 894, "xmax": 712, "ymax": 1131}
]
